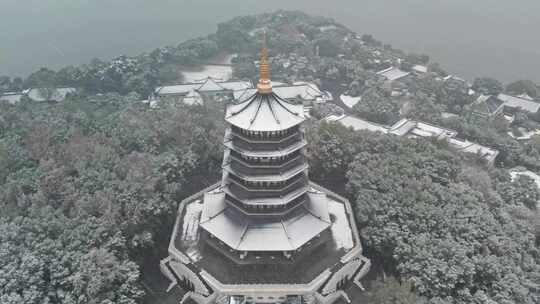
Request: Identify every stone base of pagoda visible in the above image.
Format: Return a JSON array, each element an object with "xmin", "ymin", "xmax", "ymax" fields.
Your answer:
[
  {"xmin": 160, "ymin": 254, "xmax": 371, "ymax": 304},
  {"xmin": 161, "ymin": 182, "xmax": 371, "ymax": 304}
]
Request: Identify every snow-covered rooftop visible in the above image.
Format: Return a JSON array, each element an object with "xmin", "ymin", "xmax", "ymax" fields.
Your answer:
[
  {"xmin": 328, "ymin": 115, "xmax": 389, "ymax": 133},
  {"xmin": 198, "ymin": 189, "xmax": 331, "ymax": 252},
  {"xmin": 156, "ymin": 78, "xmax": 252, "ymax": 96},
  {"xmin": 413, "ymin": 122, "xmax": 458, "ymax": 139},
  {"xmin": 340, "ymin": 94, "xmax": 361, "ymax": 108},
  {"xmin": 448, "ymin": 138, "xmax": 499, "ymax": 164},
  {"xmin": 156, "ymin": 83, "xmax": 200, "ymax": 96},
  {"xmin": 376, "ymin": 67, "xmax": 410, "ymax": 81},
  {"xmin": 330, "ymin": 115, "xmax": 498, "ymax": 164},
  {"xmin": 181, "ymin": 65, "xmax": 233, "ymax": 83},
  {"xmin": 388, "ymin": 119, "xmax": 457, "ymax": 139},
  {"xmin": 498, "ymin": 93, "xmax": 540, "ymax": 113},
  {"xmin": 388, "ymin": 118, "xmax": 416, "ymax": 136},
  {"xmin": 412, "ymin": 65, "xmax": 428, "ymax": 73},
  {"xmin": 0, "ymin": 92, "xmax": 24, "ymax": 104}
]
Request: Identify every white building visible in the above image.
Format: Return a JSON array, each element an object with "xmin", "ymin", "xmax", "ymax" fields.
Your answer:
[{"xmin": 327, "ymin": 115, "xmax": 499, "ymax": 166}]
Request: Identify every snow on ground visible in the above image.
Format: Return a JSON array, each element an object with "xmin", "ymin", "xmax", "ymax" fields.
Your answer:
[
  {"xmin": 510, "ymin": 169, "xmax": 540, "ymax": 190},
  {"xmin": 181, "ymin": 65, "xmax": 232, "ymax": 83},
  {"xmin": 508, "ymin": 128, "xmax": 540, "ymax": 140},
  {"xmin": 328, "ymin": 198, "xmax": 354, "ymax": 250},
  {"xmin": 181, "ymin": 200, "xmax": 203, "ymax": 261},
  {"xmin": 340, "ymin": 94, "xmax": 361, "ymax": 108},
  {"xmin": 222, "ymin": 53, "xmax": 237, "ymax": 65}
]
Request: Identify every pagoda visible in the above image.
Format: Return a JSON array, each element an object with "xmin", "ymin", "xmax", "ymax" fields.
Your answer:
[{"xmin": 161, "ymin": 35, "xmax": 370, "ymax": 304}]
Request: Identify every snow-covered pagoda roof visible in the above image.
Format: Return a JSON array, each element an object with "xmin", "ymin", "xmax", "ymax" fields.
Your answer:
[
  {"xmin": 225, "ymin": 91, "xmax": 305, "ymax": 132},
  {"xmin": 199, "ymin": 189, "xmax": 331, "ymax": 252}
]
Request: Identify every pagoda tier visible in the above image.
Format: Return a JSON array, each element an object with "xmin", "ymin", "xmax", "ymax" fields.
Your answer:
[
  {"xmin": 227, "ymin": 149, "xmax": 307, "ymax": 177},
  {"xmin": 225, "ymin": 171, "xmax": 308, "ymax": 199},
  {"xmin": 223, "ymin": 160, "xmax": 308, "ymax": 182},
  {"xmin": 222, "ymin": 123, "xmax": 309, "ymax": 208},
  {"xmin": 199, "ymin": 189, "xmax": 331, "ymax": 252},
  {"xmin": 223, "ymin": 131, "xmax": 307, "ymax": 158}
]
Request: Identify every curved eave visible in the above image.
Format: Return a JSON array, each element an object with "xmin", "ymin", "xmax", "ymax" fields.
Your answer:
[
  {"xmin": 223, "ymin": 139, "xmax": 307, "ymax": 158},
  {"xmin": 199, "ymin": 191, "xmax": 331, "ymax": 252},
  {"xmin": 226, "ymin": 174, "xmax": 308, "ymax": 194},
  {"xmin": 226, "ymin": 92, "xmax": 305, "ymax": 132}
]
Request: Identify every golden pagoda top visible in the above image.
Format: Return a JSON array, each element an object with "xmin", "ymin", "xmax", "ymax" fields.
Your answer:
[{"xmin": 257, "ymin": 32, "xmax": 272, "ymax": 94}]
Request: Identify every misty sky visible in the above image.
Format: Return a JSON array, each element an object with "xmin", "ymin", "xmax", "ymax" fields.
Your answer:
[{"xmin": 1, "ymin": 0, "xmax": 539, "ymax": 83}]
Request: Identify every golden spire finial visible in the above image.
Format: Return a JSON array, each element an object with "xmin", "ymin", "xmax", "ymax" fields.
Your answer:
[{"xmin": 257, "ymin": 31, "xmax": 272, "ymax": 94}]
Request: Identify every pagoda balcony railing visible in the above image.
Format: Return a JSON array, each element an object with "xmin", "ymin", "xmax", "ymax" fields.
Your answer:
[
  {"xmin": 226, "ymin": 156, "xmax": 306, "ymax": 177},
  {"xmin": 223, "ymin": 139, "xmax": 307, "ymax": 158},
  {"xmin": 226, "ymin": 178, "xmax": 308, "ymax": 199},
  {"xmin": 226, "ymin": 173, "xmax": 307, "ymax": 192},
  {"xmin": 228, "ymin": 129, "xmax": 302, "ymax": 144},
  {"xmin": 228, "ymin": 153, "xmax": 304, "ymax": 169},
  {"xmin": 223, "ymin": 162, "xmax": 308, "ymax": 182},
  {"xmin": 230, "ymin": 125, "xmax": 298, "ymax": 139}
]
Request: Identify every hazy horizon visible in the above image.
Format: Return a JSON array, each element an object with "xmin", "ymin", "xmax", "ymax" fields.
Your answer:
[{"xmin": 1, "ymin": 0, "xmax": 539, "ymax": 83}]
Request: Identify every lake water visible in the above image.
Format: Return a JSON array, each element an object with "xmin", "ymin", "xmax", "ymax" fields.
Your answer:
[{"xmin": 1, "ymin": 0, "xmax": 539, "ymax": 83}]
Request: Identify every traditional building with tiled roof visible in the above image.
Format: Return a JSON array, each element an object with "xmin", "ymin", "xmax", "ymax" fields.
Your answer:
[{"xmin": 498, "ymin": 93, "xmax": 540, "ymax": 114}]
